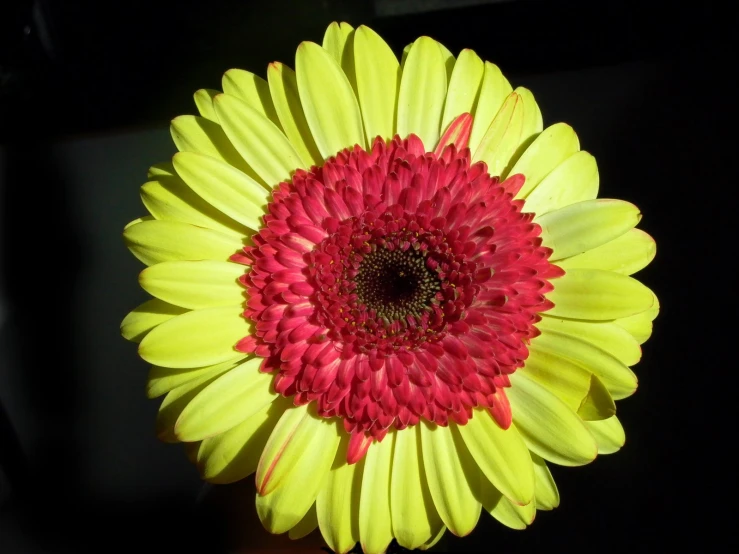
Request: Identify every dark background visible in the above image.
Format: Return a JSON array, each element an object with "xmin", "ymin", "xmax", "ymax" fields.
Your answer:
[{"xmin": 0, "ymin": 0, "xmax": 735, "ymax": 552}]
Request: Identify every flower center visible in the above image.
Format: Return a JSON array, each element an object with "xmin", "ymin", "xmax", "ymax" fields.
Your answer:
[
  {"xmin": 354, "ymin": 246, "xmax": 440, "ymax": 321},
  {"xmin": 234, "ymin": 133, "xmax": 564, "ymax": 461}
]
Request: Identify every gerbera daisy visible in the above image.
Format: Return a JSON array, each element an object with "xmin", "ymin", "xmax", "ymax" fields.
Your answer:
[{"xmin": 121, "ymin": 22, "xmax": 658, "ymax": 553}]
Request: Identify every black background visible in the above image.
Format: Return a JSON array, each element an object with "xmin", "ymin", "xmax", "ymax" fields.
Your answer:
[{"xmin": 0, "ymin": 0, "xmax": 735, "ymax": 552}]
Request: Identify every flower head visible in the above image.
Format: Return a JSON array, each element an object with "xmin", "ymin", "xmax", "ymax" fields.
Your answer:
[{"xmin": 122, "ymin": 22, "xmax": 658, "ymax": 553}]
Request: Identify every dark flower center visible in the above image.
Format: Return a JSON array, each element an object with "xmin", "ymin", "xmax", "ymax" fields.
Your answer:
[{"xmin": 354, "ymin": 246, "xmax": 441, "ymax": 322}]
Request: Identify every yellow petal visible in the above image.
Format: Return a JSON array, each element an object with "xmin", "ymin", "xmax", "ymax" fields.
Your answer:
[
  {"xmin": 441, "ymin": 49, "xmax": 484, "ymax": 133},
  {"xmin": 523, "ymin": 151, "xmax": 599, "ymax": 216},
  {"xmin": 538, "ymin": 199, "xmax": 641, "ymax": 261},
  {"xmin": 317, "ymin": 438, "xmax": 363, "ymax": 554},
  {"xmin": 420, "ymin": 422, "xmax": 481, "ymax": 536},
  {"xmin": 354, "ymin": 25, "xmax": 400, "ymax": 143},
  {"xmin": 267, "ymin": 62, "xmax": 323, "ymax": 167},
  {"xmin": 511, "ymin": 87, "xmax": 544, "ymax": 165},
  {"xmin": 531, "ymin": 453, "xmax": 559, "ymax": 510},
  {"xmin": 139, "ymin": 260, "xmax": 245, "ymax": 310},
  {"xmin": 123, "ymin": 219, "xmax": 245, "ymax": 266},
  {"xmin": 456, "ymin": 409, "xmax": 534, "ymax": 505},
  {"xmin": 391, "ymin": 427, "xmax": 444, "ymax": 550},
  {"xmin": 510, "ymin": 123, "xmax": 580, "ymax": 198},
  {"xmin": 170, "ymin": 115, "xmax": 256, "ymax": 180},
  {"xmin": 175, "ymin": 357, "xmax": 277, "ymax": 441},
  {"xmin": 255, "ymin": 406, "xmax": 341, "ymax": 533},
  {"xmin": 138, "ymin": 305, "xmax": 249, "ymax": 369},
  {"xmin": 530, "ymin": 328, "xmax": 637, "ymax": 400},
  {"xmin": 536, "ymin": 316, "xmax": 642, "ymax": 367},
  {"xmin": 359, "ymin": 435, "xmax": 394, "ymax": 554},
  {"xmin": 558, "ymin": 228, "xmax": 657, "ymax": 276},
  {"xmin": 418, "ymin": 526, "xmax": 446, "ymax": 551},
  {"xmin": 508, "ymin": 371, "xmax": 598, "ymax": 467},
  {"xmin": 547, "ymin": 268, "xmax": 654, "ymax": 321},
  {"xmin": 577, "ymin": 374, "xmax": 616, "ymax": 421},
  {"xmin": 472, "ymin": 91, "xmax": 524, "ymax": 177},
  {"xmin": 586, "ymin": 416, "xmax": 626, "ymax": 455},
  {"xmin": 197, "ymin": 397, "xmax": 289, "ymax": 483},
  {"xmin": 155, "ymin": 365, "xmax": 234, "ymax": 442},
  {"xmin": 323, "ymin": 22, "xmax": 354, "ymax": 63},
  {"xmin": 520, "ymin": 347, "xmax": 592, "ymax": 412},
  {"xmin": 397, "ymin": 36, "xmax": 447, "ymax": 149},
  {"xmin": 615, "ymin": 291, "xmax": 659, "ymax": 344},
  {"xmin": 193, "ymin": 88, "xmax": 219, "ymax": 122},
  {"xmin": 221, "ymin": 69, "xmax": 281, "ymax": 127},
  {"xmin": 173, "ymin": 150, "xmax": 269, "ymax": 231},
  {"xmin": 147, "ymin": 358, "xmax": 241, "ymax": 399},
  {"xmin": 213, "ymin": 93, "xmax": 306, "ymax": 185},
  {"xmin": 121, "ymin": 298, "xmax": 187, "ymax": 343},
  {"xmin": 147, "ymin": 161, "xmax": 175, "ymax": 178},
  {"xmin": 468, "ymin": 62, "xmax": 512, "ymax": 153},
  {"xmin": 437, "ymin": 41, "xmax": 455, "ymax": 82},
  {"xmin": 140, "ymin": 174, "xmax": 249, "ymax": 237},
  {"xmin": 288, "ymin": 503, "xmax": 319, "ymax": 540},
  {"xmin": 480, "ymin": 476, "xmax": 535, "ymax": 530},
  {"xmin": 296, "ymin": 41, "xmax": 365, "ymax": 158}
]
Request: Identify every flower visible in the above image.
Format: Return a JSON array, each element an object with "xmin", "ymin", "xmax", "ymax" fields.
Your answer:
[{"xmin": 121, "ymin": 21, "xmax": 658, "ymax": 554}]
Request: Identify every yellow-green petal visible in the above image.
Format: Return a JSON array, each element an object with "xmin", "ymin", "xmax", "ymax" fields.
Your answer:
[
  {"xmin": 538, "ymin": 199, "xmax": 641, "ymax": 260},
  {"xmin": 530, "ymin": 328, "xmax": 637, "ymax": 400},
  {"xmin": 198, "ymin": 397, "xmax": 289, "ymax": 484},
  {"xmin": 139, "ymin": 260, "xmax": 245, "ymax": 310},
  {"xmin": 547, "ymin": 268, "xmax": 655, "ymax": 321},
  {"xmin": 508, "ymin": 371, "xmax": 597, "ymax": 467},
  {"xmin": 472, "ymin": 91, "xmax": 524, "ymax": 177},
  {"xmin": 123, "ymin": 219, "xmax": 245, "ymax": 266},
  {"xmin": 322, "ymin": 21, "xmax": 354, "ymax": 64},
  {"xmin": 441, "ymin": 49, "xmax": 484, "ymax": 133},
  {"xmin": 213, "ymin": 93, "xmax": 306, "ymax": 185},
  {"xmin": 170, "ymin": 115, "xmax": 255, "ymax": 178},
  {"xmin": 391, "ymin": 426, "xmax": 444, "ymax": 550},
  {"xmin": 468, "ymin": 62, "xmax": 512, "ymax": 153},
  {"xmin": 421, "ymin": 422, "xmax": 481, "ymax": 536},
  {"xmin": 586, "ymin": 416, "xmax": 626, "ymax": 455},
  {"xmin": 193, "ymin": 88, "xmax": 219, "ymax": 122},
  {"xmin": 354, "ymin": 25, "xmax": 400, "ymax": 144},
  {"xmin": 418, "ymin": 526, "xmax": 446, "ymax": 551},
  {"xmin": 456, "ymin": 409, "xmax": 534, "ymax": 505},
  {"xmin": 221, "ymin": 69, "xmax": 281, "ymax": 127},
  {"xmin": 558, "ymin": 228, "xmax": 657, "ymax": 275},
  {"xmin": 531, "ymin": 453, "xmax": 559, "ymax": 510},
  {"xmin": 397, "ymin": 36, "xmax": 447, "ymax": 149},
  {"xmin": 255, "ymin": 406, "xmax": 341, "ymax": 533},
  {"xmin": 480, "ymin": 476, "xmax": 535, "ymax": 530},
  {"xmin": 523, "ymin": 151, "xmax": 599, "ymax": 215},
  {"xmin": 140, "ymin": 174, "xmax": 249, "ymax": 237},
  {"xmin": 296, "ymin": 41, "xmax": 365, "ymax": 158},
  {"xmin": 121, "ymin": 298, "xmax": 187, "ymax": 343},
  {"xmin": 147, "ymin": 161, "xmax": 175, "ymax": 178},
  {"xmin": 155, "ymin": 366, "xmax": 233, "ymax": 442},
  {"xmin": 173, "ymin": 150, "xmax": 269, "ymax": 231},
  {"xmin": 147, "ymin": 358, "xmax": 241, "ymax": 399},
  {"xmin": 316, "ymin": 439, "xmax": 363, "ymax": 554},
  {"xmin": 138, "ymin": 305, "xmax": 249, "ymax": 369},
  {"xmin": 577, "ymin": 374, "xmax": 616, "ymax": 421},
  {"xmin": 536, "ymin": 316, "xmax": 642, "ymax": 367},
  {"xmin": 267, "ymin": 62, "xmax": 323, "ymax": 167},
  {"xmin": 288, "ymin": 504, "xmax": 319, "ymax": 540},
  {"xmin": 175, "ymin": 357, "xmax": 277, "ymax": 441},
  {"xmin": 615, "ymin": 291, "xmax": 659, "ymax": 344},
  {"xmin": 359, "ymin": 434, "xmax": 394, "ymax": 554},
  {"xmin": 510, "ymin": 123, "xmax": 580, "ymax": 198},
  {"xmin": 521, "ymin": 347, "xmax": 592, "ymax": 412}
]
